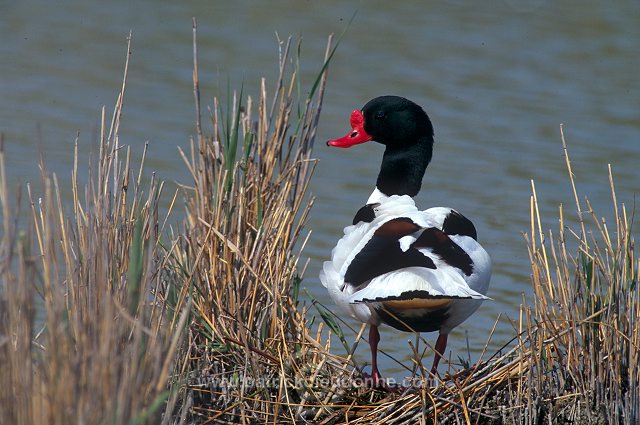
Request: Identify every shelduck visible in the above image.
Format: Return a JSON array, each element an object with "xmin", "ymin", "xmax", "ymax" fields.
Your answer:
[{"xmin": 320, "ymin": 96, "xmax": 491, "ymax": 384}]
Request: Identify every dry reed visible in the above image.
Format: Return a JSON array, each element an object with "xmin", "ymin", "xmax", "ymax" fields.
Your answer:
[
  {"xmin": 165, "ymin": 22, "xmax": 361, "ymax": 423},
  {"xmin": 0, "ymin": 36, "xmax": 188, "ymax": 424},
  {"xmin": 514, "ymin": 128, "xmax": 638, "ymax": 424}
]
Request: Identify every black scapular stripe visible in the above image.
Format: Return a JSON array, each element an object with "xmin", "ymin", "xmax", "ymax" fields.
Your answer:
[
  {"xmin": 413, "ymin": 227, "xmax": 474, "ymax": 276},
  {"xmin": 442, "ymin": 210, "xmax": 477, "ymax": 240},
  {"xmin": 344, "ymin": 218, "xmax": 436, "ymax": 286},
  {"xmin": 352, "ymin": 203, "xmax": 379, "ymax": 225}
]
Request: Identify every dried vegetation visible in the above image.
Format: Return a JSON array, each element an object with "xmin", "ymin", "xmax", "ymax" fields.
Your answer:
[{"xmin": 1, "ymin": 25, "xmax": 637, "ymax": 424}]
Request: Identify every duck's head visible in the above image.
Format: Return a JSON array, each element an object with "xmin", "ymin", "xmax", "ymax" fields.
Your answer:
[
  {"xmin": 327, "ymin": 96, "xmax": 435, "ymax": 198},
  {"xmin": 327, "ymin": 95, "xmax": 434, "ymax": 149}
]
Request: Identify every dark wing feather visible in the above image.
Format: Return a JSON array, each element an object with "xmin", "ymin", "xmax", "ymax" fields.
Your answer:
[
  {"xmin": 352, "ymin": 203, "xmax": 379, "ymax": 225},
  {"xmin": 442, "ymin": 210, "xmax": 477, "ymax": 240},
  {"xmin": 412, "ymin": 227, "xmax": 474, "ymax": 276}
]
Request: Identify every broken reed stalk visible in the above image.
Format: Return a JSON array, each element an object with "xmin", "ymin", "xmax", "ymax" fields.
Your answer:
[{"xmin": 0, "ymin": 37, "xmax": 188, "ymax": 425}]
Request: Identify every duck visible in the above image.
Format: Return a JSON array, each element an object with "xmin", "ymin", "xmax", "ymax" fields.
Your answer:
[{"xmin": 319, "ymin": 95, "xmax": 491, "ymax": 384}]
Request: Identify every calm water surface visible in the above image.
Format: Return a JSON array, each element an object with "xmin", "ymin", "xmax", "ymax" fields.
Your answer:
[{"xmin": 1, "ymin": 0, "xmax": 639, "ymax": 378}]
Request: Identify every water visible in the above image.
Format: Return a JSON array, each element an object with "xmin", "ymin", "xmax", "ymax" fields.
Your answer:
[{"xmin": 1, "ymin": 0, "xmax": 639, "ymax": 378}]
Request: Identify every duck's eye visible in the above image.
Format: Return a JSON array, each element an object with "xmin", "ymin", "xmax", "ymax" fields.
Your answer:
[{"xmin": 375, "ymin": 111, "xmax": 386, "ymax": 120}]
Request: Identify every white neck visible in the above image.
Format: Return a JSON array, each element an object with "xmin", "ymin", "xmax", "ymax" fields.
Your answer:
[{"xmin": 366, "ymin": 187, "xmax": 389, "ymax": 204}]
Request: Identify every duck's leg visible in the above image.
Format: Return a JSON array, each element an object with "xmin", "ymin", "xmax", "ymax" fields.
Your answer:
[
  {"xmin": 369, "ymin": 324, "xmax": 382, "ymax": 385},
  {"xmin": 430, "ymin": 332, "xmax": 448, "ymax": 375}
]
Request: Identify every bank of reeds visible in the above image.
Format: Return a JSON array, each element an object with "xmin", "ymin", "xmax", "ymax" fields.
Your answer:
[
  {"xmin": 167, "ymin": 28, "xmax": 363, "ymax": 422},
  {"xmin": 1, "ymin": 26, "xmax": 638, "ymax": 424},
  {"xmin": 516, "ymin": 131, "xmax": 638, "ymax": 423},
  {"xmin": 0, "ymin": 37, "xmax": 189, "ymax": 424}
]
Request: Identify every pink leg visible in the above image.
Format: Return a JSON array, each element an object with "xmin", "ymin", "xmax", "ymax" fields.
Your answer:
[
  {"xmin": 369, "ymin": 325, "xmax": 382, "ymax": 385},
  {"xmin": 430, "ymin": 333, "xmax": 448, "ymax": 375}
]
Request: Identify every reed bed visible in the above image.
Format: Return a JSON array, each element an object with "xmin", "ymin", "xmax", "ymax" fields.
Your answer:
[
  {"xmin": 0, "ymin": 36, "xmax": 188, "ymax": 424},
  {"xmin": 1, "ymin": 25, "xmax": 637, "ymax": 424},
  {"xmin": 515, "ymin": 130, "xmax": 638, "ymax": 424},
  {"xmin": 167, "ymin": 26, "xmax": 361, "ymax": 423}
]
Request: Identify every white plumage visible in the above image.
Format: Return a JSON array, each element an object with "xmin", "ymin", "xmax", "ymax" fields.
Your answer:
[{"xmin": 320, "ymin": 192, "xmax": 491, "ymax": 333}]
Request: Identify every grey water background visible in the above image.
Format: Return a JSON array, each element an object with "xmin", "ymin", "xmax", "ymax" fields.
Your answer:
[{"xmin": 1, "ymin": 0, "xmax": 638, "ymax": 378}]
